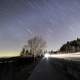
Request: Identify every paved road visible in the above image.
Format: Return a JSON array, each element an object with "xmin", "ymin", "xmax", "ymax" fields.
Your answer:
[{"xmin": 28, "ymin": 58, "xmax": 75, "ymax": 80}]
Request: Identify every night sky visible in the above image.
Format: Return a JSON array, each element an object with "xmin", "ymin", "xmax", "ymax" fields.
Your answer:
[{"xmin": 1, "ymin": 0, "xmax": 80, "ymax": 57}]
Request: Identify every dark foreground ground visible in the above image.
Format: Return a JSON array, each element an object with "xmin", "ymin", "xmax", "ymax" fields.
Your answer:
[
  {"xmin": 28, "ymin": 58, "xmax": 80, "ymax": 80},
  {"xmin": 0, "ymin": 57, "xmax": 80, "ymax": 80},
  {"xmin": 0, "ymin": 56, "xmax": 39, "ymax": 80}
]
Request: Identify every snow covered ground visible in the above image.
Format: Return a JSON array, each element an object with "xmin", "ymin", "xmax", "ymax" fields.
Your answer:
[{"xmin": 44, "ymin": 52, "xmax": 80, "ymax": 61}]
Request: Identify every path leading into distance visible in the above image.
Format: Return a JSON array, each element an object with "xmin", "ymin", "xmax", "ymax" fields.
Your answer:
[
  {"xmin": 28, "ymin": 58, "xmax": 76, "ymax": 80},
  {"xmin": 28, "ymin": 53, "xmax": 80, "ymax": 80}
]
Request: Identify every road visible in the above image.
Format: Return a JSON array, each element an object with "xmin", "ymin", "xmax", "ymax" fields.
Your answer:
[{"xmin": 28, "ymin": 57, "xmax": 77, "ymax": 80}]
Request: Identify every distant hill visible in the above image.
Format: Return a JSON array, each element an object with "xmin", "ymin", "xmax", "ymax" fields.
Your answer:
[{"xmin": 60, "ymin": 38, "xmax": 80, "ymax": 53}]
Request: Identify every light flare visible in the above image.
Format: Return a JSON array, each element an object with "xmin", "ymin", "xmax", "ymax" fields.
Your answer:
[
  {"xmin": 44, "ymin": 52, "xmax": 80, "ymax": 60},
  {"xmin": 44, "ymin": 53, "xmax": 50, "ymax": 59}
]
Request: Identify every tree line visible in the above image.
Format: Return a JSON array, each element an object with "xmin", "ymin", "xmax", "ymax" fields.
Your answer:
[
  {"xmin": 20, "ymin": 36, "xmax": 46, "ymax": 57},
  {"xmin": 60, "ymin": 38, "xmax": 80, "ymax": 53}
]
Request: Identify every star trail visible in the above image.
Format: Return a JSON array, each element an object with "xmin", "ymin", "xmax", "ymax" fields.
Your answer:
[{"xmin": 0, "ymin": 0, "xmax": 80, "ymax": 56}]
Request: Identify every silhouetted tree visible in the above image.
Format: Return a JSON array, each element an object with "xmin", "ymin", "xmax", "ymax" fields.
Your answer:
[
  {"xmin": 20, "ymin": 36, "xmax": 46, "ymax": 59},
  {"xmin": 20, "ymin": 48, "xmax": 25, "ymax": 56},
  {"xmin": 60, "ymin": 38, "xmax": 80, "ymax": 53},
  {"xmin": 25, "ymin": 50, "xmax": 29, "ymax": 55},
  {"xmin": 27, "ymin": 36, "xmax": 46, "ymax": 57}
]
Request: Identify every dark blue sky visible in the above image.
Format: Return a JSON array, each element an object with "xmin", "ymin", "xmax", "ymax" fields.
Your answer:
[{"xmin": 0, "ymin": 0, "xmax": 80, "ymax": 56}]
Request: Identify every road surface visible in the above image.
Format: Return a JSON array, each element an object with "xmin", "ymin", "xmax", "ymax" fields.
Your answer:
[{"xmin": 28, "ymin": 58, "xmax": 77, "ymax": 80}]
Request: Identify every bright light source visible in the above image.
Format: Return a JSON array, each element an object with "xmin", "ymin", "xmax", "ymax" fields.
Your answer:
[
  {"xmin": 44, "ymin": 53, "xmax": 50, "ymax": 59},
  {"xmin": 44, "ymin": 53, "xmax": 80, "ymax": 60}
]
